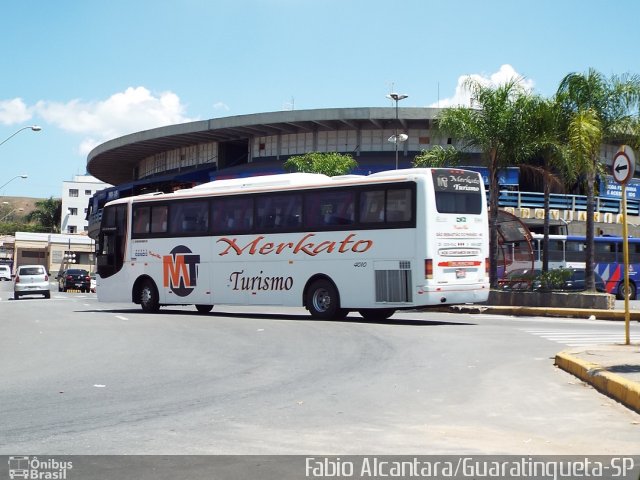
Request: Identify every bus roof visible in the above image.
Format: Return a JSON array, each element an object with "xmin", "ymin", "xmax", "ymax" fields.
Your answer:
[
  {"xmin": 104, "ymin": 167, "xmax": 479, "ymax": 206},
  {"xmin": 188, "ymin": 172, "xmax": 331, "ymax": 192}
]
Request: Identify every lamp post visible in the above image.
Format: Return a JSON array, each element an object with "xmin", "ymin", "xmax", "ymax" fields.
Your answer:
[
  {"xmin": 385, "ymin": 93, "xmax": 408, "ymax": 169},
  {"xmin": 0, "ymin": 125, "xmax": 42, "ymax": 148},
  {"xmin": 0, "ymin": 174, "xmax": 28, "ymax": 192}
]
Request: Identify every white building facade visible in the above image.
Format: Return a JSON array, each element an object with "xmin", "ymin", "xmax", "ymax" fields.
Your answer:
[{"xmin": 61, "ymin": 175, "xmax": 111, "ymax": 234}]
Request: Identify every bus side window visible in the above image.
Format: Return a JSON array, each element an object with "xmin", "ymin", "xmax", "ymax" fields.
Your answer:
[
  {"xmin": 170, "ymin": 201, "xmax": 208, "ymax": 235},
  {"xmin": 629, "ymin": 242, "xmax": 640, "ymax": 264},
  {"xmin": 565, "ymin": 240, "xmax": 583, "ymax": 262},
  {"xmin": 386, "ymin": 188, "xmax": 411, "ymax": 222},
  {"xmin": 151, "ymin": 205, "xmax": 168, "ymax": 234},
  {"xmin": 255, "ymin": 194, "xmax": 302, "ymax": 231},
  {"xmin": 548, "ymin": 240, "xmax": 564, "ymax": 262},
  {"xmin": 132, "ymin": 206, "xmax": 150, "ymax": 235},
  {"xmin": 595, "ymin": 242, "xmax": 616, "ymax": 263},
  {"xmin": 360, "ymin": 190, "xmax": 385, "ymax": 223},
  {"xmin": 212, "ymin": 197, "xmax": 253, "ymax": 234}
]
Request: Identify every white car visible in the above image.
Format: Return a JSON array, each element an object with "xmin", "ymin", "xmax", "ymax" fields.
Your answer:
[
  {"xmin": 0, "ymin": 265, "xmax": 11, "ymax": 281},
  {"xmin": 14, "ymin": 265, "xmax": 51, "ymax": 299}
]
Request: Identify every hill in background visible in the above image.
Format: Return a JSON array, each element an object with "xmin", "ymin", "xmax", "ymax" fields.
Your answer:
[{"xmin": 0, "ymin": 196, "xmax": 52, "ymax": 218}]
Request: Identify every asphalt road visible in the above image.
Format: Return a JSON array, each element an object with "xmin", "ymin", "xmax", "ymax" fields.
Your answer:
[{"xmin": 0, "ymin": 280, "xmax": 638, "ymax": 455}]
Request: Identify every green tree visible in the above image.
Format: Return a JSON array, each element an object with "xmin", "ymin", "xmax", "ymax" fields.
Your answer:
[
  {"xmin": 557, "ymin": 69, "xmax": 640, "ymax": 292},
  {"xmin": 283, "ymin": 152, "xmax": 357, "ymax": 176},
  {"xmin": 436, "ymin": 77, "xmax": 537, "ymax": 287},
  {"xmin": 412, "ymin": 145, "xmax": 460, "ymax": 168},
  {"xmin": 26, "ymin": 197, "xmax": 62, "ymax": 233}
]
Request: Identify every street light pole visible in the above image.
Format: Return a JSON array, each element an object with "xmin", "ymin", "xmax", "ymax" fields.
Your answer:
[
  {"xmin": 0, "ymin": 125, "xmax": 42, "ymax": 148},
  {"xmin": 385, "ymin": 93, "xmax": 408, "ymax": 169},
  {"xmin": 0, "ymin": 174, "xmax": 28, "ymax": 192}
]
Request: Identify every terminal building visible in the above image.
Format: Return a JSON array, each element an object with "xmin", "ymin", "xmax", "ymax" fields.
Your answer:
[{"xmin": 85, "ymin": 106, "xmax": 640, "ymax": 238}]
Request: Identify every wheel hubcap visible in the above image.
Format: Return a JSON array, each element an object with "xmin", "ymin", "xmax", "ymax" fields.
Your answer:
[
  {"xmin": 141, "ymin": 287, "xmax": 151, "ymax": 305},
  {"xmin": 313, "ymin": 289, "xmax": 330, "ymax": 312}
]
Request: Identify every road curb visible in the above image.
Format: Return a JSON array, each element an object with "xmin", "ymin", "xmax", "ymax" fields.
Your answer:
[
  {"xmin": 478, "ymin": 305, "xmax": 640, "ymax": 321},
  {"xmin": 555, "ymin": 351, "xmax": 640, "ymax": 414}
]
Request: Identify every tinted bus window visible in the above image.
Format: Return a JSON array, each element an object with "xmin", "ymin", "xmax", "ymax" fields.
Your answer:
[
  {"xmin": 630, "ymin": 243, "xmax": 640, "ymax": 264},
  {"xmin": 547, "ymin": 240, "xmax": 565, "ymax": 262},
  {"xmin": 565, "ymin": 240, "xmax": 585, "ymax": 262},
  {"xmin": 133, "ymin": 206, "xmax": 150, "ymax": 235},
  {"xmin": 360, "ymin": 190, "xmax": 385, "ymax": 223},
  {"xmin": 386, "ymin": 188, "xmax": 412, "ymax": 222},
  {"xmin": 594, "ymin": 241, "xmax": 616, "ymax": 263},
  {"xmin": 169, "ymin": 200, "xmax": 209, "ymax": 235},
  {"xmin": 212, "ymin": 196, "xmax": 253, "ymax": 234},
  {"xmin": 255, "ymin": 193, "xmax": 302, "ymax": 231},
  {"xmin": 305, "ymin": 189, "xmax": 355, "ymax": 228},
  {"xmin": 150, "ymin": 205, "xmax": 168, "ymax": 234}
]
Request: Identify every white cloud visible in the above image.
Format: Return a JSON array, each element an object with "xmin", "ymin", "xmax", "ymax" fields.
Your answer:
[
  {"xmin": 33, "ymin": 86, "xmax": 198, "ymax": 155},
  {"xmin": 0, "ymin": 98, "xmax": 32, "ymax": 125},
  {"xmin": 430, "ymin": 64, "xmax": 535, "ymax": 108},
  {"xmin": 213, "ymin": 101, "xmax": 230, "ymax": 112}
]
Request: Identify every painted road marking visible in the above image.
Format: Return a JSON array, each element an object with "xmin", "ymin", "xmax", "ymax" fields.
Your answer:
[{"xmin": 522, "ymin": 328, "xmax": 640, "ymax": 346}]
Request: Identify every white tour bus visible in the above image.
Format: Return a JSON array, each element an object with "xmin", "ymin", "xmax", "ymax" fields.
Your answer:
[{"xmin": 96, "ymin": 168, "xmax": 489, "ymax": 320}]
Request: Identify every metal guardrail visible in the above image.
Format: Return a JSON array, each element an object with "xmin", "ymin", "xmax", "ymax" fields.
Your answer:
[{"xmin": 496, "ymin": 191, "xmax": 640, "ymax": 216}]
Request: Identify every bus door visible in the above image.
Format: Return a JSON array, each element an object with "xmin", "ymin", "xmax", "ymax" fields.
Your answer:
[{"xmin": 97, "ymin": 204, "xmax": 128, "ymax": 279}]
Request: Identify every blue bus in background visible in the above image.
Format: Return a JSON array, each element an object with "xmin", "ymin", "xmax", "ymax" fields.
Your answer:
[{"xmin": 531, "ymin": 234, "xmax": 640, "ymax": 299}]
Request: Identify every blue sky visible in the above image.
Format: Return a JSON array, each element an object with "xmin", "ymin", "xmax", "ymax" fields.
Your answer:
[{"xmin": 1, "ymin": 0, "xmax": 638, "ymax": 198}]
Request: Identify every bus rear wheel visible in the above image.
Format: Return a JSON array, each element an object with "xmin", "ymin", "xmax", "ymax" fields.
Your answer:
[
  {"xmin": 139, "ymin": 279, "xmax": 160, "ymax": 313},
  {"xmin": 195, "ymin": 304, "xmax": 213, "ymax": 313},
  {"xmin": 617, "ymin": 282, "xmax": 637, "ymax": 300},
  {"xmin": 358, "ymin": 308, "xmax": 395, "ymax": 321},
  {"xmin": 305, "ymin": 278, "xmax": 347, "ymax": 320}
]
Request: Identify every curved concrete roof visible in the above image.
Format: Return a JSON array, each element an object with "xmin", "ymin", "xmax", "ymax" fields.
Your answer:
[{"xmin": 87, "ymin": 107, "xmax": 441, "ymax": 185}]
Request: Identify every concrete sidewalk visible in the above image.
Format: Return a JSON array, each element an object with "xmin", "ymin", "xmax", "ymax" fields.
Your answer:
[{"xmin": 555, "ymin": 344, "xmax": 640, "ymax": 414}]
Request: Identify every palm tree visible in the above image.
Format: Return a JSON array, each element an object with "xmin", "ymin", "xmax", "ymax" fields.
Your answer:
[
  {"xmin": 436, "ymin": 77, "xmax": 537, "ymax": 287},
  {"xmin": 412, "ymin": 145, "xmax": 460, "ymax": 168},
  {"xmin": 567, "ymin": 109, "xmax": 602, "ymax": 289},
  {"xmin": 26, "ymin": 197, "xmax": 61, "ymax": 233},
  {"xmin": 557, "ymin": 69, "xmax": 640, "ymax": 291},
  {"xmin": 525, "ymin": 96, "xmax": 576, "ymax": 272}
]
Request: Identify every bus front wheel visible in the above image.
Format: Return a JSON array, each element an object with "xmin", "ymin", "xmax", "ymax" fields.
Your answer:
[
  {"xmin": 195, "ymin": 304, "xmax": 213, "ymax": 313},
  {"xmin": 305, "ymin": 278, "xmax": 347, "ymax": 320},
  {"xmin": 139, "ymin": 279, "xmax": 160, "ymax": 313},
  {"xmin": 617, "ymin": 282, "xmax": 637, "ymax": 300}
]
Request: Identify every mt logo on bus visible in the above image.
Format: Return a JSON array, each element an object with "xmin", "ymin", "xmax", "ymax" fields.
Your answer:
[{"xmin": 163, "ymin": 245, "xmax": 200, "ymax": 297}]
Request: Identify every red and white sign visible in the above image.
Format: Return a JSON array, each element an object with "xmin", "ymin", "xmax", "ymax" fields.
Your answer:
[{"xmin": 612, "ymin": 146, "xmax": 636, "ymax": 185}]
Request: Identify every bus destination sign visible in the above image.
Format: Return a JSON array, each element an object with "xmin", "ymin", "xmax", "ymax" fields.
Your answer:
[{"xmin": 432, "ymin": 169, "xmax": 482, "ymax": 193}]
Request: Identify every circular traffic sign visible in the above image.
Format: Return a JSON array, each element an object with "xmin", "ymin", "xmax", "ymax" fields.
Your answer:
[{"xmin": 612, "ymin": 147, "xmax": 635, "ymax": 185}]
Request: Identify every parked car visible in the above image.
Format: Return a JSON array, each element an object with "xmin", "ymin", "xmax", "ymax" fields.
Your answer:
[
  {"xmin": 557, "ymin": 268, "xmax": 606, "ymax": 293},
  {"xmin": 58, "ymin": 268, "xmax": 91, "ymax": 292},
  {"xmin": 0, "ymin": 264, "xmax": 11, "ymax": 281},
  {"xmin": 90, "ymin": 274, "xmax": 96, "ymax": 293},
  {"xmin": 500, "ymin": 267, "xmax": 606, "ymax": 292},
  {"xmin": 14, "ymin": 265, "xmax": 51, "ymax": 299}
]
